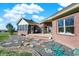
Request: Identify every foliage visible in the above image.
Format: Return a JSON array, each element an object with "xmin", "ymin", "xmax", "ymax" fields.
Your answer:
[
  {"xmin": 6, "ymin": 23, "xmax": 15, "ymax": 35},
  {"xmin": 73, "ymin": 48, "xmax": 79, "ymax": 56}
]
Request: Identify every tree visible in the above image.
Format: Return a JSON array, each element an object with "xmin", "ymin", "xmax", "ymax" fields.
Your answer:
[{"xmin": 6, "ymin": 23, "xmax": 15, "ymax": 35}]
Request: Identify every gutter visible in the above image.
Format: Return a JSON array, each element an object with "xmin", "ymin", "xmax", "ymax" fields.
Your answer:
[{"xmin": 41, "ymin": 3, "xmax": 79, "ymax": 23}]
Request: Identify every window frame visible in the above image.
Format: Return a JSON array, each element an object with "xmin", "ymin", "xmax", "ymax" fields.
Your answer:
[
  {"xmin": 57, "ymin": 16, "xmax": 74, "ymax": 35},
  {"xmin": 58, "ymin": 19, "xmax": 65, "ymax": 34}
]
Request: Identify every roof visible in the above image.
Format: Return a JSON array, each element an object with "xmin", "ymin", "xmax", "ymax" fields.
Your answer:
[
  {"xmin": 17, "ymin": 18, "xmax": 37, "ymax": 25},
  {"xmin": 41, "ymin": 3, "xmax": 79, "ymax": 23}
]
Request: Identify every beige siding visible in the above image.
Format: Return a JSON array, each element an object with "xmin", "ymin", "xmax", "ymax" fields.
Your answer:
[{"xmin": 18, "ymin": 19, "xmax": 29, "ymax": 25}]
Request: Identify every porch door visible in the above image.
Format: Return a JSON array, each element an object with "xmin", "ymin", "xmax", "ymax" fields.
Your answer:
[{"xmin": 28, "ymin": 25, "xmax": 34, "ymax": 34}]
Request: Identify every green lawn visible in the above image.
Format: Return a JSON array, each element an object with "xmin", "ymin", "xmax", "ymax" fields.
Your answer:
[
  {"xmin": 0, "ymin": 32, "xmax": 17, "ymax": 41},
  {"xmin": 0, "ymin": 49, "xmax": 32, "ymax": 56},
  {"xmin": 0, "ymin": 32, "xmax": 9, "ymax": 41}
]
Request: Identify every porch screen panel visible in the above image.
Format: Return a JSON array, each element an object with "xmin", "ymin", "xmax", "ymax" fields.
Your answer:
[
  {"xmin": 18, "ymin": 25, "xmax": 21, "ymax": 31},
  {"xmin": 18, "ymin": 25, "xmax": 20, "ymax": 31},
  {"xmin": 24, "ymin": 25, "xmax": 28, "ymax": 31}
]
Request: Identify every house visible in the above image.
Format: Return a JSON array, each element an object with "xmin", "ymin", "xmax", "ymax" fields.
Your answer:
[
  {"xmin": 17, "ymin": 3, "xmax": 79, "ymax": 55},
  {"xmin": 17, "ymin": 18, "xmax": 42, "ymax": 36},
  {"xmin": 41, "ymin": 3, "xmax": 79, "ymax": 54}
]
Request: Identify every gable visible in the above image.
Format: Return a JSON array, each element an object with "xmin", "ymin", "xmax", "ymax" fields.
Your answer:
[{"xmin": 18, "ymin": 19, "xmax": 29, "ymax": 25}]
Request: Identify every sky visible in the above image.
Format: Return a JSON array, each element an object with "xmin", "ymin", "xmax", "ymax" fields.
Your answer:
[{"xmin": 0, "ymin": 3, "xmax": 72, "ymax": 30}]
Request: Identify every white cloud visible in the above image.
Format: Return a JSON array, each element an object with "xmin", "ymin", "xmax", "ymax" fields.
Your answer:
[
  {"xmin": 4, "ymin": 13, "xmax": 22, "ymax": 22},
  {"xmin": 4, "ymin": 3, "xmax": 44, "ymax": 14},
  {"xmin": 32, "ymin": 15, "xmax": 45, "ymax": 22},
  {"xmin": 0, "ymin": 18, "xmax": 3, "ymax": 22},
  {"xmin": 57, "ymin": 7, "xmax": 63, "ymax": 11},
  {"xmin": 12, "ymin": 3, "xmax": 44, "ymax": 14},
  {"xmin": 3, "ymin": 3, "xmax": 44, "ymax": 22},
  {"xmin": 57, "ymin": 3, "xmax": 72, "ymax": 11},
  {"xmin": 58, "ymin": 3, "xmax": 72, "ymax": 7},
  {"xmin": 0, "ymin": 24, "xmax": 6, "ymax": 30}
]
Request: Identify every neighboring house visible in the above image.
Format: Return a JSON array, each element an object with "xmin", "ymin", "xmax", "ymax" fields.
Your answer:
[
  {"xmin": 42, "ymin": 3, "xmax": 79, "ymax": 52},
  {"xmin": 0, "ymin": 30, "xmax": 7, "ymax": 32},
  {"xmin": 17, "ymin": 18, "xmax": 42, "ymax": 36}
]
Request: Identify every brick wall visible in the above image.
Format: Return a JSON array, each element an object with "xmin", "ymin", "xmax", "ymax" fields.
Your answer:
[
  {"xmin": 52, "ymin": 12, "xmax": 79, "ymax": 49},
  {"xmin": 17, "ymin": 31, "xmax": 28, "ymax": 36}
]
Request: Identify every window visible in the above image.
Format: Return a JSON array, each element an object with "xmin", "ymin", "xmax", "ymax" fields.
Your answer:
[
  {"xmin": 58, "ymin": 16, "xmax": 74, "ymax": 35},
  {"xmin": 58, "ymin": 19, "xmax": 64, "ymax": 33},
  {"xmin": 65, "ymin": 16, "xmax": 74, "ymax": 34}
]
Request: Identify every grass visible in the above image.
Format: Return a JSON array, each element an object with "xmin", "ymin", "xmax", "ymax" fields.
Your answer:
[
  {"xmin": 0, "ymin": 32, "xmax": 17, "ymax": 41},
  {"xmin": 0, "ymin": 32, "xmax": 9, "ymax": 41},
  {"xmin": 0, "ymin": 49, "xmax": 32, "ymax": 56}
]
